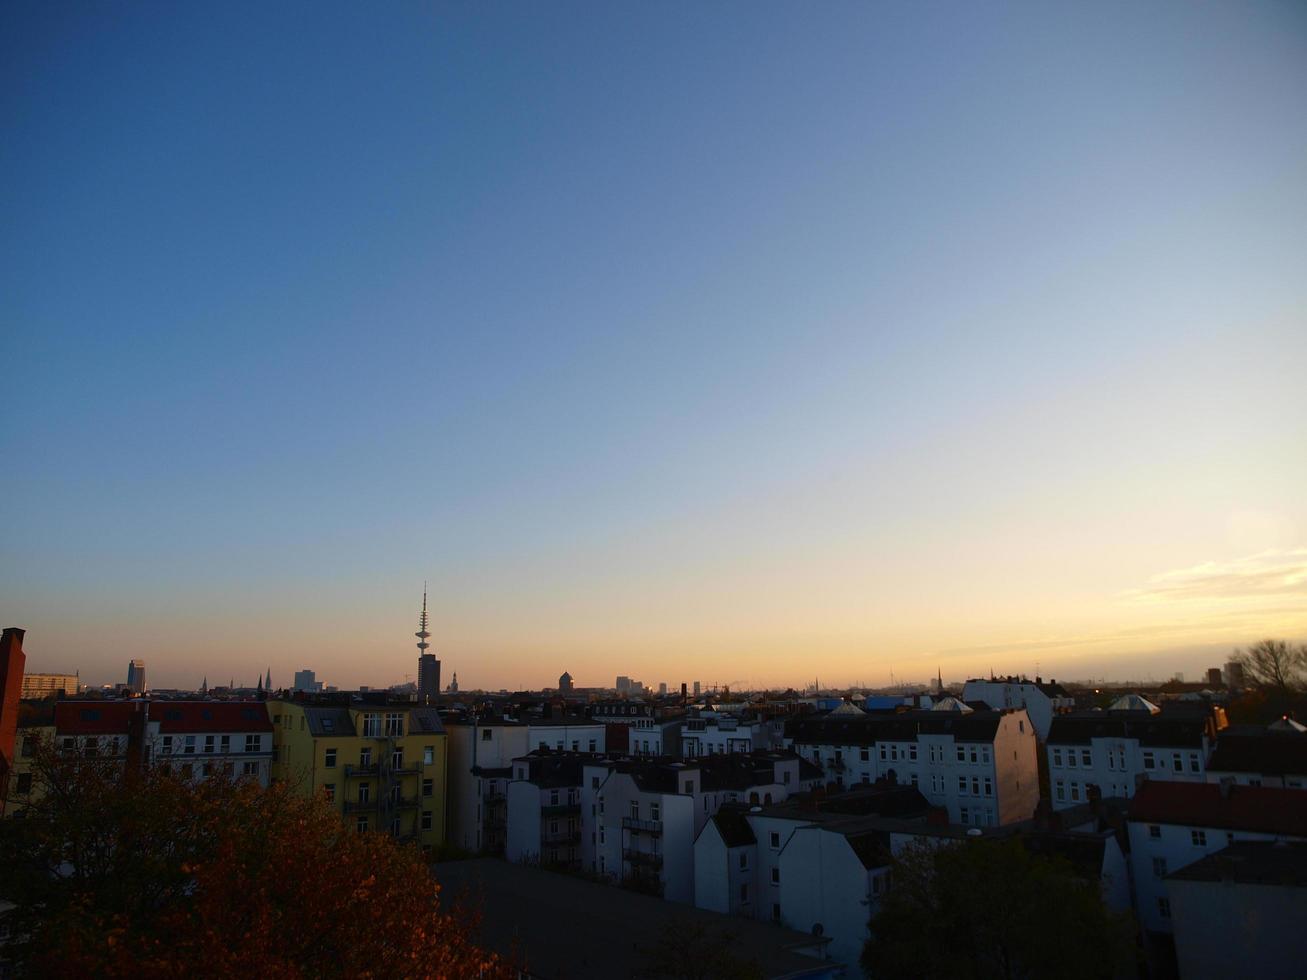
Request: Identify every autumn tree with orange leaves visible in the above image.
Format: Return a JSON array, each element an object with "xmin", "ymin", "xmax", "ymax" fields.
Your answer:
[{"xmin": 0, "ymin": 737, "xmax": 511, "ymax": 978}]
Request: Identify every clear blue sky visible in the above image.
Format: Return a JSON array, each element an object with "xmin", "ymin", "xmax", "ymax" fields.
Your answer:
[{"xmin": 3, "ymin": 2, "xmax": 1305, "ymax": 690}]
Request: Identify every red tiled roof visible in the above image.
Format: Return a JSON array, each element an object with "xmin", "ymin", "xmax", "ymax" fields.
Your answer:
[
  {"xmin": 151, "ymin": 702, "xmax": 271, "ymax": 733},
  {"xmin": 1128, "ymin": 780, "xmax": 1307, "ymax": 837},
  {"xmin": 54, "ymin": 701, "xmax": 147, "ymax": 735}
]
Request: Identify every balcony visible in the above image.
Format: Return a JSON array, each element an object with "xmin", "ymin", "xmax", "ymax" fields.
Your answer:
[
  {"xmin": 543, "ymin": 827, "xmax": 582, "ymax": 844},
  {"xmin": 386, "ymin": 765, "xmax": 420, "ymax": 777},
  {"xmin": 343, "ymin": 799, "xmax": 377, "ymax": 813},
  {"xmin": 623, "ymin": 848, "xmax": 663, "ymax": 869},
  {"xmin": 621, "ymin": 817, "xmax": 663, "ymax": 834},
  {"xmin": 344, "ymin": 763, "xmax": 379, "ymax": 777},
  {"xmin": 383, "ymin": 795, "xmax": 419, "ymax": 811}
]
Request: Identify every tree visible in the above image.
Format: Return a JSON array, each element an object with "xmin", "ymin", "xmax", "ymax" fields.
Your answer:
[
  {"xmin": 0, "ymin": 738, "xmax": 512, "ymax": 978},
  {"xmin": 861, "ymin": 839, "xmax": 1134, "ymax": 980},
  {"xmin": 1231, "ymin": 639, "xmax": 1307, "ymax": 695}
]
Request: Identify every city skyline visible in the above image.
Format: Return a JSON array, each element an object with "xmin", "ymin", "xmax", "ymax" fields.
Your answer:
[{"xmin": 3, "ymin": 3, "xmax": 1305, "ymax": 692}]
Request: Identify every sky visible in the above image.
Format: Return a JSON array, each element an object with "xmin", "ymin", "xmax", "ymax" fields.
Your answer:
[{"xmin": 3, "ymin": 2, "xmax": 1305, "ymax": 692}]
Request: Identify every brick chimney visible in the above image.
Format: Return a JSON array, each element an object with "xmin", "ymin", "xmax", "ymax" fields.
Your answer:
[{"xmin": 0, "ymin": 627, "xmax": 28, "ymax": 813}]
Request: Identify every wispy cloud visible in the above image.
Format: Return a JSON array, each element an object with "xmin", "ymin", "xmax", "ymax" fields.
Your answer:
[{"xmin": 1122, "ymin": 548, "xmax": 1307, "ymax": 604}]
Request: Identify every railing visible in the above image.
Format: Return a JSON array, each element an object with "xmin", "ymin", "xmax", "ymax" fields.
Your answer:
[
  {"xmin": 343, "ymin": 799, "xmax": 377, "ymax": 813},
  {"xmin": 543, "ymin": 828, "xmax": 582, "ymax": 844},
  {"xmin": 387, "ymin": 765, "xmax": 420, "ymax": 776},
  {"xmin": 623, "ymin": 848, "xmax": 663, "ymax": 869},
  {"xmin": 384, "ymin": 795, "xmax": 419, "ymax": 810},
  {"xmin": 622, "ymin": 817, "xmax": 663, "ymax": 834},
  {"xmin": 344, "ymin": 763, "xmax": 379, "ymax": 777}
]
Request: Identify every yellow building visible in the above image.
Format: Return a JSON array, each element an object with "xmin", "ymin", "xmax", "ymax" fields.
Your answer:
[{"xmin": 269, "ymin": 697, "xmax": 448, "ymax": 853}]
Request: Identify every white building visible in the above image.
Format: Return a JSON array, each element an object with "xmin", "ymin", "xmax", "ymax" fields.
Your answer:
[
  {"xmin": 786, "ymin": 707, "xmax": 1040, "ymax": 826},
  {"xmin": 20, "ymin": 672, "xmax": 79, "ymax": 699},
  {"xmin": 1045, "ymin": 704, "xmax": 1216, "ymax": 809},
  {"xmin": 680, "ymin": 712, "xmax": 783, "ymax": 758},
  {"xmin": 524, "ymin": 719, "xmax": 607, "ymax": 755},
  {"xmin": 153, "ymin": 702, "xmax": 274, "ymax": 786},
  {"xmin": 1126, "ymin": 780, "xmax": 1307, "ymax": 938},
  {"xmin": 505, "ymin": 753, "xmax": 587, "ymax": 868},
  {"xmin": 960, "ymin": 677, "xmax": 1073, "ymax": 740},
  {"xmin": 587, "ymin": 753, "xmax": 803, "ymax": 903},
  {"xmin": 445, "ymin": 719, "xmax": 530, "ymax": 854}
]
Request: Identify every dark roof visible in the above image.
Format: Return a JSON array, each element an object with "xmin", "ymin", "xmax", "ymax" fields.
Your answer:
[
  {"xmin": 1046, "ymin": 713, "xmax": 1207, "ymax": 748},
  {"xmin": 787, "ymin": 709, "xmax": 1009, "ymax": 746},
  {"xmin": 152, "ymin": 702, "xmax": 271, "ymax": 733},
  {"xmin": 519, "ymin": 754, "xmax": 587, "ymax": 788},
  {"xmin": 433, "ymin": 860, "xmax": 832, "ymax": 979},
  {"xmin": 710, "ymin": 805, "xmax": 757, "ymax": 848},
  {"xmin": 54, "ymin": 701, "xmax": 146, "ymax": 735},
  {"xmin": 843, "ymin": 830, "xmax": 892, "ymax": 870},
  {"xmin": 1128, "ymin": 781, "xmax": 1307, "ymax": 837},
  {"xmin": 408, "ymin": 707, "xmax": 445, "ymax": 734},
  {"xmin": 1206, "ymin": 731, "xmax": 1307, "ymax": 776},
  {"xmin": 301, "ymin": 705, "xmax": 354, "ymax": 737},
  {"xmin": 815, "ymin": 784, "xmax": 932, "ymax": 819},
  {"xmin": 1168, "ymin": 841, "xmax": 1307, "ymax": 887},
  {"xmin": 1021, "ymin": 832, "xmax": 1110, "ymax": 879}
]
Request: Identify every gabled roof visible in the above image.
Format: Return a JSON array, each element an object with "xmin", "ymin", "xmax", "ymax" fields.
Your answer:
[
  {"xmin": 1128, "ymin": 781, "xmax": 1307, "ymax": 837},
  {"xmin": 1107, "ymin": 694, "xmax": 1160, "ymax": 714},
  {"xmin": 787, "ymin": 709, "xmax": 1009, "ymax": 746},
  {"xmin": 54, "ymin": 701, "xmax": 146, "ymax": 735},
  {"xmin": 710, "ymin": 805, "xmax": 757, "ymax": 848},
  {"xmin": 1168, "ymin": 841, "xmax": 1307, "ymax": 887},
  {"xmin": 1206, "ymin": 731, "xmax": 1307, "ymax": 777},
  {"xmin": 931, "ymin": 696, "xmax": 973, "ymax": 713},
  {"xmin": 1046, "ymin": 713, "xmax": 1206, "ymax": 748},
  {"xmin": 152, "ymin": 702, "xmax": 271, "ymax": 733}
]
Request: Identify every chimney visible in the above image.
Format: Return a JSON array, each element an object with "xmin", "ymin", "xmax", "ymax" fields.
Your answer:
[{"xmin": 0, "ymin": 628, "xmax": 27, "ymax": 798}]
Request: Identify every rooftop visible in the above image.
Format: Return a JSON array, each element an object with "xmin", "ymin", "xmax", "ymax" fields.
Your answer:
[
  {"xmin": 1168, "ymin": 841, "xmax": 1307, "ymax": 888},
  {"xmin": 1128, "ymin": 780, "xmax": 1307, "ymax": 837}
]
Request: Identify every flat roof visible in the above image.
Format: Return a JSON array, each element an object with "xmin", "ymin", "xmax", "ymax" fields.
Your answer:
[{"xmin": 432, "ymin": 860, "xmax": 835, "ymax": 979}]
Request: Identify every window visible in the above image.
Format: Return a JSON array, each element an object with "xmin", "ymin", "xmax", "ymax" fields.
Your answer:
[
  {"xmin": 357, "ymin": 816, "xmax": 368, "ymax": 833},
  {"xmin": 1055, "ymin": 781, "xmax": 1065, "ymax": 801},
  {"xmin": 591, "ymin": 776, "xmax": 601, "ymax": 789},
  {"xmin": 958, "ymin": 776, "xmax": 967, "ymax": 794},
  {"xmin": 909, "ymin": 745, "xmax": 918, "ymax": 762},
  {"xmin": 770, "ymin": 832, "xmax": 781, "ymax": 849},
  {"xmin": 772, "ymin": 904, "xmax": 781, "ymax": 922},
  {"xmin": 360, "ymin": 747, "xmax": 373, "ymax": 767},
  {"xmin": 162, "ymin": 735, "xmax": 173, "ymax": 754},
  {"xmin": 771, "ymin": 868, "xmax": 780, "ymax": 885},
  {"xmin": 422, "ymin": 810, "xmax": 433, "ymax": 831},
  {"xmin": 245, "ymin": 734, "xmax": 261, "ymax": 753},
  {"xmin": 362, "ymin": 714, "xmax": 381, "ymax": 737},
  {"xmin": 970, "ymin": 747, "xmax": 978, "ymax": 764},
  {"xmin": 861, "ymin": 747, "xmax": 870, "ymax": 762},
  {"xmin": 739, "ymin": 852, "xmax": 748, "ymax": 870},
  {"xmin": 651, "ymin": 803, "xmax": 661, "ymax": 821},
  {"xmin": 385, "ymin": 713, "xmax": 403, "ymax": 736},
  {"xmin": 220, "ymin": 734, "xmax": 230, "ymax": 752},
  {"xmin": 482, "ymin": 728, "xmax": 493, "ymax": 741},
  {"xmin": 971, "ymin": 777, "xmax": 980, "ymax": 796},
  {"xmin": 1189, "ymin": 753, "xmax": 1200, "ymax": 773},
  {"xmin": 588, "ymin": 739, "xmax": 597, "ymax": 752},
  {"xmin": 1191, "ymin": 830, "xmax": 1207, "ymax": 847},
  {"xmin": 1152, "ymin": 857, "xmax": 1167, "ymax": 877},
  {"xmin": 983, "ymin": 777, "xmax": 992, "ymax": 796},
  {"xmin": 630, "ymin": 801, "xmax": 639, "ymax": 820},
  {"xmin": 956, "ymin": 746, "xmax": 965, "ymax": 763},
  {"xmin": 1018, "ymin": 720, "xmax": 1025, "ymax": 734},
  {"xmin": 358, "ymin": 783, "xmax": 371, "ymax": 804},
  {"xmin": 1158, "ymin": 897, "xmax": 1170, "ymax": 919},
  {"xmin": 324, "ymin": 784, "xmax": 336, "ymax": 803},
  {"xmin": 392, "ymin": 749, "xmax": 404, "ymax": 770},
  {"xmin": 325, "ymin": 748, "xmax": 337, "ymax": 768},
  {"xmin": 685, "ymin": 780, "xmax": 694, "ymax": 793},
  {"xmin": 184, "ymin": 735, "xmax": 196, "ymax": 755},
  {"xmin": 1149, "ymin": 824, "xmax": 1161, "ymax": 839},
  {"xmin": 1171, "ymin": 753, "xmax": 1182, "ymax": 771},
  {"xmin": 203, "ymin": 735, "xmax": 215, "ymax": 754},
  {"xmin": 1081, "ymin": 750, "xmax": 1091, "ymax": 767},
  {"xmin": 1070, "ymin": 782, "xmax": 1080, "ymax": 802},
  {"xmin": 960, "ymin": 806, "xmax": 969, "ymax": 824},
  {"xmin": 1143, "ymin": 751, "xmax": 1155, "ymax": 770},
  {"xmin": 423, "ymin": 746, "xmax": 434, "ymax": 765},
  {"xmin": 422, "ymin": 778, "xmax": 433, "ymax": 797},
  {"xmin": 740, "ymin": 884, "xmax": 749, "ymax": 903},
  {"xmin": 1067, "ymin": 751, "xmax": 1077, "ymax": 769}
]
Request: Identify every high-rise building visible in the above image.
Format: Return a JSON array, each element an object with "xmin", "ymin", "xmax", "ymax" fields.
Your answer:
[
  {"xmin": 693, "ymin": 681, "xmax": 701, "ymax": 697},
  {"xmin": 1206, "ymin": 667, "xmax": 1223, "ymax": 686},
  {"xmin": 416, "ymin": 587, "xmax": 441, "ymax": 702},
  {"xmin": 616, "ymin": 676, "xmax": 631, "ymax": 695},
  {"xmin": 1224, "ymin": 661, "xmax": 1245, "ymax": 687},
  {"xmin": 293, "ymin": 669, "xmax": 319, "ymax": 692},
  {"xmin": 127, "ymin": 659, "xmax": 147, "ymax": 695},
  {"xmin": 21, "ymin": 672, "xmax": 79, "ymax": 699},
  {"xmin": 559, "ymin": 671, "xmax": 574, "ymax": 694},
  {"xmin": 658, "ymin": 682, "xmax": 667, "ymax": 696}
]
